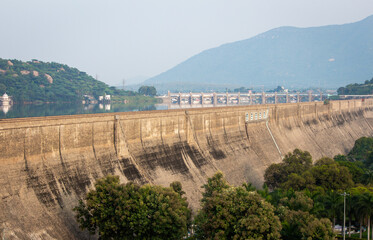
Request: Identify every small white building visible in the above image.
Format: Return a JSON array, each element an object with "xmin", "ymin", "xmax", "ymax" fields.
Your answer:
[
  {"xmin": 0, "ymin": 93, "xmax": 12, "ymax": 106},
  {"xmin": 104, "ymin": 95, "xmax": 111, "ymax": 101}
]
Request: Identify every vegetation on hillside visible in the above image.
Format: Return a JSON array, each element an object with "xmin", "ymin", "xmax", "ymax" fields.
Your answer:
[
  {"xmin": 75, "ymin": 137, "xmax": 373, "ymax": 239},
  {"xmin": 338, "ymin": 77, "xmax": 373, "ymax": 95},
  {"xmin": 0, "ymin": 58, "xmax": 150, "ymax": 103}
]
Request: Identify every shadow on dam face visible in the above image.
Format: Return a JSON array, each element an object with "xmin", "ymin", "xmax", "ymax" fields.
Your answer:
[{"xmin": 1, "ymin": 99, "xmax": 373, "ymax": 239}]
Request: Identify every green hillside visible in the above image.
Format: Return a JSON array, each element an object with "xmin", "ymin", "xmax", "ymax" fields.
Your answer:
[
  {"xmin": 0, "ymin": 58, "xmax": 136, "ymax": 102},
  {"xmin": 337, "ymin": 76, "xmax": 373, "ymax": 95}
]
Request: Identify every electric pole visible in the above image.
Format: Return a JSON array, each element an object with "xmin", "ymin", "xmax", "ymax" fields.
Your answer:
[{"xmin": 341, "ymin": 192, "xmax": 350, "ymax": 240}]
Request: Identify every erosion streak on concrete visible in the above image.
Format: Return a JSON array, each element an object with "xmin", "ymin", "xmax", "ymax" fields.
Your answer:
[{"xmin": 1, "ymin": 100, "xmax": 373, "ymax": 239}]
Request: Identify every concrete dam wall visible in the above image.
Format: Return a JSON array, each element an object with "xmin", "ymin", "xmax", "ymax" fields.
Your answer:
[{"xmin": 1, "ymin": 100, "xmax": 373, "ymax": 239}]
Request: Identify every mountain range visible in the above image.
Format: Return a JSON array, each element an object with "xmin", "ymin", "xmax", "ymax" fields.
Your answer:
[{"xmin": 144, "ymin": 15, "xmax": 373, "ymax": 92}]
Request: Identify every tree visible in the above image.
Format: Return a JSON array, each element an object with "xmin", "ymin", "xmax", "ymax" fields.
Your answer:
[
  {"xmin": 74, "ymin": 175, "xmax": 191, "ymax": 239},
  {"xmin": 264, "ymin": 149, "xmax": 313, "ymax": 190},
  {"xmin": 280, "ymin": 210, "xmax": 334, "ymax": 240},
  {"xmin": 321, "ymin": 190, "xmax": 343, "ymax": 228},
  {"xmin": 335, "ymin": 157, "xmax": 366, "ymax": 183},
  {"xmin": 362, "ymin": 169, "xmax": 373, "ymax": 186},
  {"xmin": 194, "ymin": 172, "xmax": 282, "ymax": 240},
  {"xmin": 366, "ymin": 151, "xmax": 373, "ymax": 169},
  {"xmin": 348, "ymin": 137, "xmax": 373, "ymax": 161},
  {"xmin": 354, "ymin": 191, "xmax": 373, "ymax": 240},
  {"xmin": 310, "ymin": 157, "xmax": 354, "ymax": 191},
  {"xmin": 0, "ymin": 83, "xmax": 6, "ymax": 95},
  {"xmin": 170, "ymin": 181, "xmax": 186, "ymax": 196},
  {"xmin": 277, "ymin": 191, "xmax": 334, "ymax": 240},
  {"xmin": 138, "ymin": 85, "xmax": 157, "ymax": 96}
]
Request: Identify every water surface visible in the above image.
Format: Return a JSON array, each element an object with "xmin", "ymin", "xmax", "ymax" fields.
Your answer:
[{"xmin": 0, "ymin": 103, "xmax": 168, "ymax": 119}]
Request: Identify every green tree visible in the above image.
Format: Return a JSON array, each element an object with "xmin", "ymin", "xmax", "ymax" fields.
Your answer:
[
  {"xmin": 0, "ymin": 83, "xmax": 6, "ymax": 95},
  {"xmin": 362, "ymin": 169, "xmax": 373, "ymax": 186},
  {"xmin": 170, "ymin": 181, "xmax": 186, "ymax": 196},
  {"xmin": 281, "ymin": 210, "xmax": 334, "ymax": 240},
  {"xmin": 354, "ymin": 191, "xmax": 373, "ymax": 240},
  {"xmin": 321, "ymin": 190, "xmax": 343, "ymax": 228},
  {"xmin": 277, "ymin": 191, "xmax": 334, "ymax": 240},
  {"xmin": 335, "ymin": 156, "xmax": 366, "ymax": 183},
  {"xmin": 348, "ymin": 137, "xmax": 373, "ymax": 161},
  {"xmin": 264, "ymin": 149, "xmax": 313, "ymax": 190},
  {"xmin": 74, "ymin": 175, "xmax": 191, "ymax": 240},
  {"xmin": 194, "ymin": 172, "xmax": 281, "ymax": 240},
  {"xmin": 138, "ymin": 85, "xmax": 157, "ymax": 96},
  {"xmin": 310, "ymin": 157, "xmax": 354, "ymax": 191},
  {"xmin": 366, "ymin": 151, "xmax": 373, "ymax": 169}
]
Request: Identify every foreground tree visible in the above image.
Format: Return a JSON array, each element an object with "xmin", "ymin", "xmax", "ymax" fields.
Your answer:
[
  {"xmin": 280, "ymin": 210, "xmax": 334, "ymax": 240},
  {"xmin": 277, "ymin": 191, "xmax": 335, "ymax": 240},
  {"xmin": 310, "ymin": 157, "xmax": 354, "ymax": 190},
  {"xmin": 355, "ymin": 191, "xmax": 373, "ymax": 240},
  {"xmin": 74, "ymin": 175, "xmax": 191, "ymax": 239},
  {"xmin": 264, "ymin": 149, "xmax": 313, "ymax": 190},
  {"xmin": 194, "ymin": 172, "xmax": 282, "ymax": 240},
  {"xmin": 267, "ymin": 154, "xmax": 354, "ymax": 192},
  {"xmin": 348, "ymin": 137, "xmax": 373, "ymax": 161}
]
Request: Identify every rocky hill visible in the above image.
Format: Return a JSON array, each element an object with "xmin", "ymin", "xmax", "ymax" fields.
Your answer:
[
  {"xmin": 0, "ymin": 58, "xmax": 134, "ymax": 102},
  {"xmin": 145, "ymin": 15, "xmax": 373, "ymax": 91}
]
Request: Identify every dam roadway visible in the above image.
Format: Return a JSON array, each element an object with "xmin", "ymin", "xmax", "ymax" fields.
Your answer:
[{"xmin": 1, "ymin": 99, "xmax": 373, "ymax": 239}]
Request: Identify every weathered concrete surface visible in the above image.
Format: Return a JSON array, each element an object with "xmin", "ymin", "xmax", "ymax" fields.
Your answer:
[{"xmin": 1, "ymin": 100, "xmax": 373, "ymax": 239}]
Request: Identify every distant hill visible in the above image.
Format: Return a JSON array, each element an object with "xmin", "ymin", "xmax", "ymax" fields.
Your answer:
[
  {"xmin": 337, "ymin": 76, "xmax": 373, "ymax": 95},
  {"xmin": 0, "ymin": 58, "xmax": 135, "ymax": 102},
  {"xmin": 145, "ymin": 15, "xmax": 373, "ymax": 92}
]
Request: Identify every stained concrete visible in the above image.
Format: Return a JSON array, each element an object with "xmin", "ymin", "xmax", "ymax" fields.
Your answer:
[{"xmin": 1, "ymin": 100, "xmax": 373, "ymax": 239}]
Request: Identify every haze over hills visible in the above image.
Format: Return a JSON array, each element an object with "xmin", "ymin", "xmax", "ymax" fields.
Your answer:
[{"xmin": 144, "ymin": 15, "xmax": 373, "ymax": 92}]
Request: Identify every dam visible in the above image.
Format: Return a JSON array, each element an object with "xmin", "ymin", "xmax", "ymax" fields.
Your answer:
[{"xmin": 1, "ymin": 99, "xmax": 373, "ymax": 239}]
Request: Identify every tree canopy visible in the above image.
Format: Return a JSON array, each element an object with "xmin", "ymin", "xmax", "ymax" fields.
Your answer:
[
  {"xmin": 265, "ymin": 151, "xmax": 353, "ymax": 192},
  {"xmin": 264, "ymin": 149, "xmax": 313, "ymax": 190},
  {"xmin": 74, "ymin": 175, "xmax": 191, "ymax": 240},
  {"xmin": 194, "ymin": 172, "xmax": 282, "ymax": 240},
  {"xmin": 138, "ymin": 85, "xmax": 157, "ymax": 96}
]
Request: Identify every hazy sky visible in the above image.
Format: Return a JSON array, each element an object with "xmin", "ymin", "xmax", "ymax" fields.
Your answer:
[{"xmin": 1, "ymin": 0, "xmax": 373, "ymax": 86}]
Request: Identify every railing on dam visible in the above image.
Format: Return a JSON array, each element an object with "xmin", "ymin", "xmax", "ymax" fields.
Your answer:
[{"xmin": 161, "ymin": 91, "xmax": 324, "ymax": 106}]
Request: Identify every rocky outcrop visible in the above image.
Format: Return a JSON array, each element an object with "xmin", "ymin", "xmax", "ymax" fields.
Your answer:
[
  {"xmin": 7, "ymin": 60, "xmax": 13, "ymax": 66},
  {"xmin": 20, "ymin": 70, "xmax": 30, "ymax": 75},
  {"xmin": 44, "ymin": 74, "xmax": 53, "ymax": 84},
  {"xmin": 0, "ymin": 100, "xmax": 373, "ymax": 239},
  {"xmin": 32, "ymin": 71, "xmax": 39, "ymax": 77}
]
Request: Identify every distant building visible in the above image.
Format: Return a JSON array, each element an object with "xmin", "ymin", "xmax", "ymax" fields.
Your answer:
[
  {"xmin": 0, "ymin": 93, "xmax": 12, "ymax": 114},
  {"xmin": 98, "ymin": 94, "xmax": 111, "ymax": 103},
  {"xmin": 0, "ymin": 93, "xmax": 12, "ymax": 106}
]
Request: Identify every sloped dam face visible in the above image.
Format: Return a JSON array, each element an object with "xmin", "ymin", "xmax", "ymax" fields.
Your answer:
[{"xmin": 1, "ymin": 100, "xmax": 373, "ymax": 239}]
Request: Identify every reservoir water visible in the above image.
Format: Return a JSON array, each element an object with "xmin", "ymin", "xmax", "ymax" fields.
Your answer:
[{"xmin": 0, "ymin": 103, "xmax": 169, "ymax": 119}]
